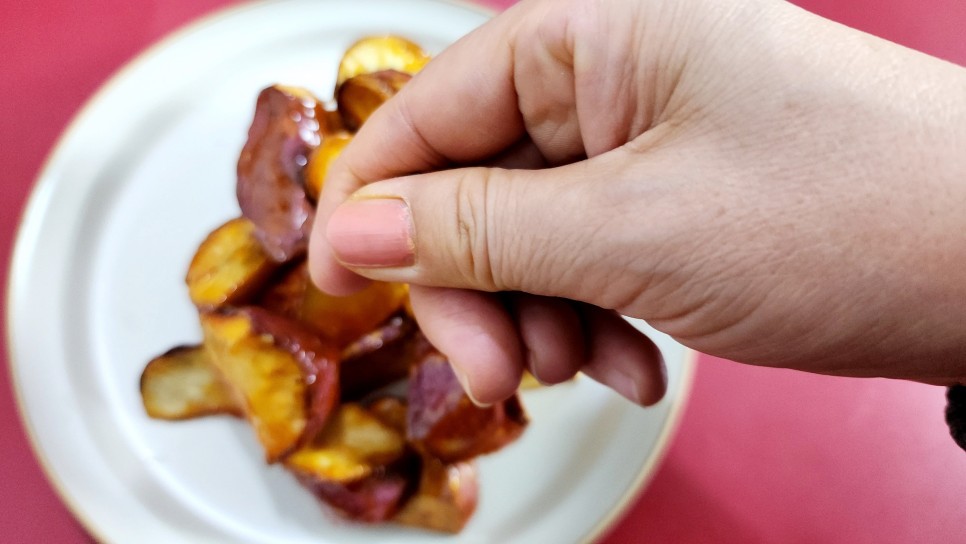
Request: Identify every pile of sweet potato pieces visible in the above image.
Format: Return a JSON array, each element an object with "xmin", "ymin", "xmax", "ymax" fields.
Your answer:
[{"xmin": 139, "ymin": 36, "xmax": 528, "ymax": 534}]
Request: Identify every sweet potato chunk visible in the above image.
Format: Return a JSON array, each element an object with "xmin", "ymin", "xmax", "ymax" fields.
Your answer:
[
  {"xmin": 287, "ymin": 403, "xmax": 417, "ymax": 522},
  {"xmin": 336, "ymin": 35, "xmax": 430, "ymax": 86},
  {"xmin": 394, "ymin": 458, "xmax": 478, "ymax": 534},
  {"xmin": 367, "ymin": 396, "xmax": 408, "ymax": 434},
  {"xmin": 286, "ymin": 404, "xmax": 407, "ymax": 482},
  {"xmin": 236, "ymin": 85, "xmax": 325, "ymax": 262},
  {"xmin": 294, "ymin": 464, "xmax": 416, "ymax": 523},
  {"xmin": 319, "ymin": 107, "xmax": 346, "ymax": 138},
  {"xmin": 200, "ymin": 307, "xmax": 339, "ymax": 462},
  {"xmin": 258, "ymin": 261, "xmax": 409, "ymax": 348},
  {"xmin": 340, "ymin": 315, "xmax": 432, "ymax": 400},
  {"xmin": 185, "ymin": 217, "xmax": 278, "ymax": 309},
  {"xmin": 337, "ymin": 70, "xmax": 411, "ymax": 131},
  {"xmin": 140, "ymin": 345, "xmax": 241, "ymax": 420},
  {"xmin": 407, "ymin": 352, "xmax": 528, "ymax": 463},
  {"xmin": 305, "ymin": 133, "xmax": 352, "ymax": 202}
]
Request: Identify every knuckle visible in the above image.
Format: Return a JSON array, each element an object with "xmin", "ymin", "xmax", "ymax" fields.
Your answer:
[{"xmin": 453, "ymin": 168, "xmax": 503, "ymax": 291}]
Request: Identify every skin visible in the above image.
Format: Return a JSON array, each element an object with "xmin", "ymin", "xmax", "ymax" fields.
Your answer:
[{"xmin": 309, "ymin": 0, "xmax": 966, "ymax": 405}]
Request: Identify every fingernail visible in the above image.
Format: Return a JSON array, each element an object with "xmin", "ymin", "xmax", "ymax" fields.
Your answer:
[
  {"xmin": 327, "ymin": 198, "xmax": 415, "ymax": 267},
  {"xmin": 452, "ymin": 365, "xmax": 492, "ymax": 408}
]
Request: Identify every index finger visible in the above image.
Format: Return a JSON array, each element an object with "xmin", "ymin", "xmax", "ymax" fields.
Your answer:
[{"xmin": 309, "ymin": 6, "xmax": 528, "ymax": 295}]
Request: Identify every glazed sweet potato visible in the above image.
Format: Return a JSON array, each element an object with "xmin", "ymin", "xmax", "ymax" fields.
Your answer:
[
  {"xmin": 287, "ymin": 403, "xmax": 418, "ymax": 522},
  {"xmin": 407, "ymin": 352, "xmax": 528, "ymax": 463},
  {"xmin": 294, "ymin": 463, "xmax": 416, "ymax": 523},
  {"xmin": 286, "ymin": 403, "xmax": 407, "ymax": 482},
  {"xmin": 185, "ymin": 217, "xmax": 279, "ymax": 309},
  {"xmin": 340, "ymin": 315, "xmax": 433, "ymax": 400},
  {"xmin": 337, "ymin": 70, "xmax": 411, "ymax": 131},
  {"xmin": 200, "ymin": 307, "xmax": 340, "ymax": 462},
  {"xmin": 305, "ymin": 132, "xmax": 352, "ymax": 202},
  {"xmin": 258, "ymin": 261, "xmax": 409, "ymax": 348},
  {"xmin": 393, "ymin": 457, "xmax": 478, "ymax": 534},
  {"xmin": 236, "ymin": 85, "xmax": 326, "ymax": 262},
  {"xmin": 366, "ymin": 396, "xmax": 408, "ymax": 433},
  {"xmin": 336, "ymin": 35, "xmax": 430, "ymax": 86},
  {"xmin": 140, "ymin": 345, "xmax": 241, "ymax": 420}
]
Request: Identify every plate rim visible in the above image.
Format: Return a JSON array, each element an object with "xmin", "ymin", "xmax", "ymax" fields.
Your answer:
[{"xmin": 5, "ymin": 0, "xmax": 696, "ymax": 542}]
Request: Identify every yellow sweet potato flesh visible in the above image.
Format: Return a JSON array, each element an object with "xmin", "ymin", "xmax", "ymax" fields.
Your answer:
[
  {"xmin": 286, "ymin": 403, "xmax": 407, "ymax": 483},
  {"xmin": 186, "ymin": 217, "xmax": 277, "ymax": 309},
  {"xmin": 337, "ymin": 70, "xmax": 411, "ymax": 132},
  {"xmin": 394, "ymin": 457, "xmax": 478, "ymax": 534},
  {"xmin": 305, "ymin": 133, "xmax": 352, "ymax": 202},
  {"xmin": 200, "ymin": 311, "xmax": 311, "ymax": 462},
  {"xmin": 140, "ymin": 345, "xmax": 241, "ymax": 420},
  {"xmin": 336, "ymin": 35, "xmax": 430, "ymax": 86},
  {"xmin": 259, "ymin": 262, "xmax": 409, "ymax": 348}
]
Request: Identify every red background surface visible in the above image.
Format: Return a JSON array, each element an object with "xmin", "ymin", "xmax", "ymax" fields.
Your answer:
[{"xmin": 2, "ymin": 0, "xmax": 965, "ymax": 542}]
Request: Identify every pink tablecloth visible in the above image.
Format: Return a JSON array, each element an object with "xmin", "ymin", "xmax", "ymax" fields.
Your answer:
[{"xmin": 2, "ymin": 1, "xmax": 965, "ymax": 542}]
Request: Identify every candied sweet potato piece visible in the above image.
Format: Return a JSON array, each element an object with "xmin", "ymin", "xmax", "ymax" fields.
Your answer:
[
  {"xmin": 319, "ymin": 107, "xmax": 346, "ymax": 138},
  {"xmin": 340, "ymin": 315, "xmax": 433, "ymax": 400},
  {"xmin": 407, "ymin": 352, "xmax": 528, "ymax": 463},
  {"xmin": 287, "ymin": 403, "xmax": 417, "ymax": 523},
  {"xmin": 200, "ymin": 307, "xmax": 339, "ymax": 462},
  {"xmin": 305, "ymin": 132, "xmax": 352, "ymax": 202},
  {"xmin": 185, "ymin": 217, "xmax": 278, "ymax": 309},
  {"xmin": 286, "ymin": 403, "xmax": 407, "ymax": 482},
  {"xmin": 337, "ymin": 70, "xmax": 411, "ymax": 131},
  {"xmin": 336, "ymin": 35, "xmax": 430, "ymax": 86},
  {"xmin": 394, "ymin": 457, "xmax": 478, "ymax": 534},
  {"xmin": 258, "ymin": 261, "xmax": 409, "ymax": 348},
  {"xmin": 140, "ymin": 344, "xmax": 241, "ymax": 420},
  {"xmin": 294, "ymin": 462, "xmax": 416, "ymax": 523},
  {"xmin": 236, "ymin": 85, "xmax": 325, "ymax": 262},
  {"xmin": 367, "ymin": 396, "xmax": 408, "ymax": 434}
]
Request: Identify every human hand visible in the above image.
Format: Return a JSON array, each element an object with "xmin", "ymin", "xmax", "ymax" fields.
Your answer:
[{"xmin": 309, "ymin": 0, "xmax": 966, "ymax": 405}]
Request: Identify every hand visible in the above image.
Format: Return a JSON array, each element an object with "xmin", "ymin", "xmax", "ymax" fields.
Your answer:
[{"xmin": 309, "ymin": 0, "xmax": 966, "ymax": 405}]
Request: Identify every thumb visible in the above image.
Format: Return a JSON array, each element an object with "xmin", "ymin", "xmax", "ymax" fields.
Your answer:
[{"xmin": 324, "ymin": 156, "xmax": 642, "ymax": 308}]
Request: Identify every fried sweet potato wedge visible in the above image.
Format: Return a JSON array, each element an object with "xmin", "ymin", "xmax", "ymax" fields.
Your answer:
[
  {"xmin": 337, "ymin": 70, "xmax": 411, "ymax": 131},
  {"xmin": 367, "ymin": 396, "xmax": 408, "ymax": 434},
  {"xmin": 258, "ymin": 261, "xmax": 409, "ymax": 348},
  {"xmin": 295, "ymin": 464, "xmax": 416, "ymax": 523},
  {"xmin": 140, "ymin": 344, "xmax": 241, "ymax": 420},
  {"xmin": 340, "ymin": 315, "xmax": 433, "ymax": 400},
  {"xmin": 305, "ymin": 132, "xmax": 352, "ymax": 202},
  {"xmin": 394, "ymin": 457, "xmax": 479, "ymax": 534},
  {"xmin": 287, "ymin": 403, "xmax": 417, "ymax": 522},
  {"xmin": 286, "ymin": 403, "xmax": 407, "ymax": 482},
  {"xmin": 319, "ymin": 107, "xmax": 346, "ymax": 138},
  {"xmin": 407, "ymin": 352, "xmax": 528, "ymax": 463},
  {"xmin": 237, "ymin": 85, "xmax": 326, "ymax": 262},
  {"xmin": 185, "ymin": 217, "xmax": 278, "ymax": 309},
  {"xmin": 200, "ymin": 307, "xmax": 340, "ymax": 462},
  {"xmin": 336, "ymin": 35, "xmax": 430, "ymax": 86}
]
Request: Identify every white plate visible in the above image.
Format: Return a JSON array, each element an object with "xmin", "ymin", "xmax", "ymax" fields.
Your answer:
[{"xmin": 6, "ymin": 0, "xmax": 694, "ymax": 542}]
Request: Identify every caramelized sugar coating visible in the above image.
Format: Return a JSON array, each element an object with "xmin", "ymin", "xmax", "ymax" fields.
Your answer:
[
  {"xmin": 237, "ymin": 85, "xmax": 327, "ymax": 262},
  {"xmin": 200, "ymin": 307, "xmax": 340, "ymax": 462}
]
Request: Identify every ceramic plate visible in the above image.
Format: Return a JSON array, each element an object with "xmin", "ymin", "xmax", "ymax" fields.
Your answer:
[{"xmin": 7, "ymin": 0, "xmax": 694, "ymax": 542}]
